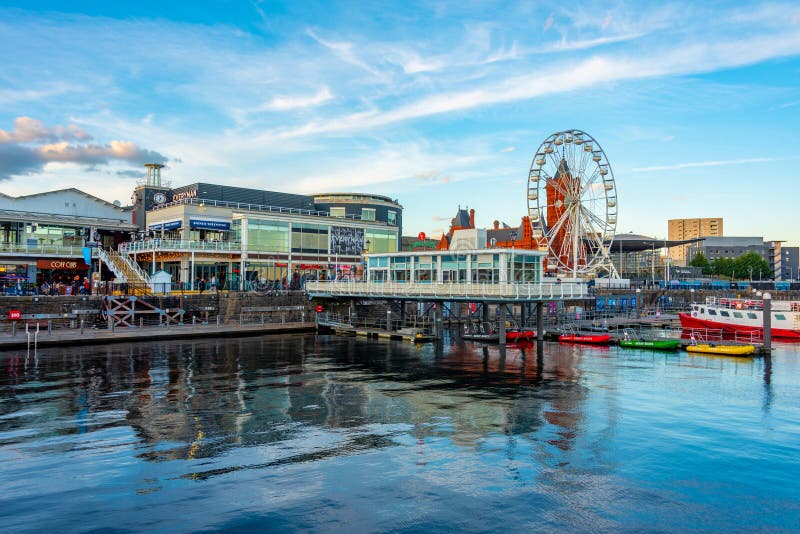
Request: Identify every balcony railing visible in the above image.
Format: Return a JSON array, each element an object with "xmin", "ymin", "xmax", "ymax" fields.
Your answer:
[
  {"xmin": 149, "ymin": 197, "xmax": 388, "ymax": 223},
  {"xmin": 0, "ymin": 242, "xmax": 85, "ymax": 256},
  {"xmin": 120, "ymin": 239, "xmax": 243, "ymax": 253},
  {"xmin": 305, "ymin": 280, "xmax": 588, "ymax": 301}
]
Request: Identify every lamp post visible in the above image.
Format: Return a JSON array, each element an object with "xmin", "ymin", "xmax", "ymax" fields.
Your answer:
[{"xmin": 510, "ymin": 230, "xmax": 517, "ymax": 283}]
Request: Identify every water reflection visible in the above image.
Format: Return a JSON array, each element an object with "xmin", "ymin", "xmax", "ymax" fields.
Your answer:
[{"xmin": 0, "ymin": 335, "xmax": 798, "ymax": 532}]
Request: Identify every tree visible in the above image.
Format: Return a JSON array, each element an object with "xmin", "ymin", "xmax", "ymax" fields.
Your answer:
[
  {"xmin": 689, "ymin": 251, "xmax": 712, "ymax": 275},
  {"xmin": 734, "ymin": 252, "xmax": 771, "ymax": 280}
]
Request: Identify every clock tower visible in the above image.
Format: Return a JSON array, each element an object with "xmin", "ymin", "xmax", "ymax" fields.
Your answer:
[{"xmin": 131, "ymin": 163, "xmax": 172, "ymax": 230}]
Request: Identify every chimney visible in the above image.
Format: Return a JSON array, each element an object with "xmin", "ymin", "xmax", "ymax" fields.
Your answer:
[{"xmin": 469, "ymin": 209, "xmax": 475, "ymax": 228}]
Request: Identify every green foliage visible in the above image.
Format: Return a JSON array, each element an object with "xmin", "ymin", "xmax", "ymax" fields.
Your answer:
[
  {"xmin": 689, "ymin": 252, "xmax": 712, "ymax": 275},
  {"xmin": 708, "ymin": 252, "xmax": 771, "ymax": 279}
]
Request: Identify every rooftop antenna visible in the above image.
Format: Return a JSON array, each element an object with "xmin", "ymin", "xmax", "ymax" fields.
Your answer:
[{"xmin": 144, "ymin": 163, "xmax": 164, "ymax": 187}]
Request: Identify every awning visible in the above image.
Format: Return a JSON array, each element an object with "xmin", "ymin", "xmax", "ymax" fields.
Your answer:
[
  {"xmin": 148, "ymin": 220, "xmax": 182, "ymax": 231},
  {"xmin": 190, "ymin": 219, "xmax": 231, "ymax": 231}
]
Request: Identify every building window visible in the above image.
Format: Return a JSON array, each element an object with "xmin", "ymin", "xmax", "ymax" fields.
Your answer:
[
  {"xmin": 330, "ymin": 207, "xmax": 346, "ymax": 218},
  {"xmin": 361, "ymin": 208, "xmax": 376, "ymax": 221},
  {"xmin": 366, "ymin": 229, "xmax": 398, "ymax": 253},
  {"xmin": 387, "ymin": 210, "xmax": 397, "ymax": 226},
  {"xmin": 247, "ymin": 219, "xmax": 289, "ymax": 252}
]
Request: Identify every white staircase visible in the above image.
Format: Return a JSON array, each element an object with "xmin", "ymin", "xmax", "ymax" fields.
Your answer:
[{"xmin": 98, "ymin": 248, "xmax": 152, "ymax": 291}]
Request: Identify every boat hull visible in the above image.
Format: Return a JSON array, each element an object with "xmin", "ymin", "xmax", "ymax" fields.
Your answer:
[
  {"xmin": 678, "ymin": 313, "xmax": 800, "ymax": 339},
  {"xmin": 506, "ymin": 330, "xmax": 535, "ymax": 341},
  {"xmin": 559, "ymin": 333, "xmax": 611, "ymax": 344},
  {"xmin": 620, "ymin": 339, "xmax": 681, "ymax": 350},
  {"xmin": 686, "ymin": 344, "xmax": 756, "ymax": 356}
]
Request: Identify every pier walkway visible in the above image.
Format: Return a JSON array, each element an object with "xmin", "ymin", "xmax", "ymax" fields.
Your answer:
[
  {"xmin": 305, "ymin": 280, "xmax": 587, "ymax": 302},
  {"xmin": 0, "ymin": 321, "xmax": 315, "ymax": 351}
]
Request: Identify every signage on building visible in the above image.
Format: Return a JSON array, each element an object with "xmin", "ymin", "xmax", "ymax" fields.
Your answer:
[
  {"xmin": 330, "ymin": 226, "xmax": 365, "ymax": 256},
  {"xmin": 148, "ymin": 220, "xmax": 182, "ymax": 231},
  {"xmin": 172, "ymin": 187, "xmax": 198, "ymax": 202},
  {"xmin": 36, "ymin": 259, "xmax": 89, "ymax": 270},
  {"xmin": 8, "ymin": 310, "xmax": 21, "ymax": 321},
  {"xmin": 189, "ymin": 219, "xmax": 230, "ymax": 231}
]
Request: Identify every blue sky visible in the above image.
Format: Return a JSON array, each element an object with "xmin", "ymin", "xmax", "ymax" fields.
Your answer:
[{"xmin": 0, "ymin": 1, "xmax": 798, "ymax": 245}]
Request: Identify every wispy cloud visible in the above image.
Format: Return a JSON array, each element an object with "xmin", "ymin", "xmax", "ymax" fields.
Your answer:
[
  {"xmin": 259, "ymin": 86, "xmax": 333, "ymax": 111},
  {"xmin": 632, "ymin": 157, "xmax": 780, "ymax": 173}
]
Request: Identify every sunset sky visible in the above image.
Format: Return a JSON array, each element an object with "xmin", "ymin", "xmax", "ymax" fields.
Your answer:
[{"xmin": 1, "ymin": 1, "xmax": 799, "ymax": 244}]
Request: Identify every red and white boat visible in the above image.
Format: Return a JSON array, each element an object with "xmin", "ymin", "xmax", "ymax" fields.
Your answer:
[
  {"xmin": 679, "ymin": 297, "xmax": 800, "ymax": 340},
  {"xmin": 558, "ymin": 333, "xmax": 611, "ymax": 344}
]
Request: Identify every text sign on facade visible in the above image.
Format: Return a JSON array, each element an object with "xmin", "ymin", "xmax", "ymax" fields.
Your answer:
[
  {"xmin": 37, "ymin": 259, "xmax": 88, "ymax": 270},
  {"xmin": 189, "ymin": 219, "xmax": 231, "ymax": 231}
]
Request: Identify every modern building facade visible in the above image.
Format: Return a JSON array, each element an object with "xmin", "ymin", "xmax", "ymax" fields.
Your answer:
[
  {"xmin": 127, "ymin": 173, "xmax": 403, "ymax": 290},
  {"xmin": 781, "ymin": 246, "xmax": 799, "ymax": 281},
  {"xmin": 0, "ymin": 188, "xmax": 137, "ymax": 292},
  {"xmin": 688, "ymin": 236, "xmax": 767, "ymax": 263},
  {"xmin": 667, "ymin": 217, "xmax": 723, "ymax": 266}
]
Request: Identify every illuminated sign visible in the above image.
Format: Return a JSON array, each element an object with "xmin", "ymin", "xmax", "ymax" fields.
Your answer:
[
  {"xmin": 36, "ymin": 259, "xmax": 88, "ymax": 270},
  {"xmin": 8, "ymin": 310, "xmax": 21, "ymax": 321},
  {"xmin": 172, "ymin": 188, "xmax": 198, "ymax": 202}
]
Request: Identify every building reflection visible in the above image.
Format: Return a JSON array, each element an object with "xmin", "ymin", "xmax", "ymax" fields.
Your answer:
[{"xmin": 0, "ymin": 334, "xmax": 593, "ymax": 464}]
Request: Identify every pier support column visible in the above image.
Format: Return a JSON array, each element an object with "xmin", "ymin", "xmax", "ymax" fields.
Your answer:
[
  {"xmin": 536, "ymin": 302, "xmax": 544, "ymax": 341},
  {"xmin": 400, "ymin": 300, "xmax": 406, "ymax": 326},
  {"xmin": 763, "ymin": 293, "xmax": 772, "ymax": 352},
  {"xmin": 498, "ymin": 305, "xmax": 506, "ymax": 345},
  {"xmin": 434, "ymin": 304, "xmax": 443, "ymax": 339},
  {"xmin": 387, "ymin": 309, "xmax": 393, "ymax": 332}
]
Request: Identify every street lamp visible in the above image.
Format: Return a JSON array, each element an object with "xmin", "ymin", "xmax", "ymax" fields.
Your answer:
[{"xmin": 510, "ymin": 230, "xmax": 517, "ymax": 283}]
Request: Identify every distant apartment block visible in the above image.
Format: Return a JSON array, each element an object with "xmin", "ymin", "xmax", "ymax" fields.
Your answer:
[
  {"xmin": 781, "ymin": 246, "xmax": 799, "ymax": 281},
  {"xmin": 667, "ymin": 217, "xmax": 723, "ymax": 266}
]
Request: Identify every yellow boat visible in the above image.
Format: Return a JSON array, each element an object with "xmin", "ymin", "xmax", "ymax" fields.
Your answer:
[{"xmin": 686, "ymin": 343, "xmax": 756, "ymax": 356}]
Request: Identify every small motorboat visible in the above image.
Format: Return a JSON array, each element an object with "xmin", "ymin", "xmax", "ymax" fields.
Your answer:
[
  {"xmin": 559, "ymin": 333, "xmax": 611, "ymax": 344},
  {"xmin": 620, "ymin": 339, "xmax": 681, "ymax": 351},
  {"xmin": 462, "ymin": 322, "xmax": 499, "ymax": 342},
  {"xmin": 686, "ymin": 343, "xmax": 756, "ymax": 356},
  {"xmin": 506, "ymin": 329, "xmax": 535, "ymax": 341}
]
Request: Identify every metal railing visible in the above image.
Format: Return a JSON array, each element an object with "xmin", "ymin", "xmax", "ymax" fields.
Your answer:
[
  {"xmin": 120, "ymin": 239, "xmax": 242, "ymax": 253},
  {"xmin": 148, "ymin": 197, "xmax": 385, "ymax": 223},
  {"xmin": 0, "ymin": 242, "xmax": 85, "ymax": 256},
  {"xmin": 306, "ymin": 280, "xmax": 588, "ymax": 300}
]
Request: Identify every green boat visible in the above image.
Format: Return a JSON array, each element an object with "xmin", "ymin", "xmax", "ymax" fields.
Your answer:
[{"xmin": 619, "ymin": 339, "xmax": 681, "ymax": 351}]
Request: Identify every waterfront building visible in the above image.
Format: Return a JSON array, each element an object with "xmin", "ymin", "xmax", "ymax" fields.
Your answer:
[
  {"xmin": 781, "ymin": 246, "xmax": 799, "ymax": 281},
  {"xmin": 0, "ymin": 188, "xmax": 136, "ymax": 292},
  {"xmin": 688, "ymin": 236, "xmax": 767, "ymax": 264},
  {"xmin": 667, "ymin": 217, "xmax": 723, "ymax": 266},
  {"xmin": 127, "ymin": 166, "xmax": 402, "ymax": 289}
]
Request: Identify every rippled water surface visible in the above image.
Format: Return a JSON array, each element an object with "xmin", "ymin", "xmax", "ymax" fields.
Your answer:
[{"xmin": 1, "ymin": 335, "xmax": 799, "ymax": 532}]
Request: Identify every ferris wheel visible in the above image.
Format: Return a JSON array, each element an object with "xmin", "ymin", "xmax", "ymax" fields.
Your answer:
[{"xmin": 527, "ymin": 129, "xmax": 618, "ymax": 278}]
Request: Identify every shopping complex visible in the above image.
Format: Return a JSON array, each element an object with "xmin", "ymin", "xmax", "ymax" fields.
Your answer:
[{"xmin": 0, "ymin": 164, "xmax": 401, "ymax": 293}]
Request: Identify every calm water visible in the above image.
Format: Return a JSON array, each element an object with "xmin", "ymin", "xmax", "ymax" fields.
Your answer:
[{"xmin": 1, "ymin": 334, "xmax": 799, "ymax": 533}]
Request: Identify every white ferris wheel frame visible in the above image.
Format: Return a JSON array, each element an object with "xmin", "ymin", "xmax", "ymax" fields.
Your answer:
[{"xmin": 527, "ymin": 129, "xmax": 618, "ymax": 278}]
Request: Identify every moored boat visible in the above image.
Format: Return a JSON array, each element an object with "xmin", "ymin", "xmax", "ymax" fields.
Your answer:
[
  {"xmin": 559, "ymin": 333, "xmax": 611, "ymax": 344},
  {"xmin": 686, "ymin": 343, "xmax": 756, "ymax": 356},
  {"xmin": 619, "ymin": 339, "xmax": 681, "ymax": 350},
  {"xmin": 679, "ymin": 297, "xmax": 800, "ymax": 339},
  {"xmin": 506, "ymin": 329, "xmax": 535, "ymax": 341}
]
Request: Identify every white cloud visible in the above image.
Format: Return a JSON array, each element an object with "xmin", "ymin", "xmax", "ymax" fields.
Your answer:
[
  {"xmin": 500, "ymin": 146, "xmax": 516, "ymax": 153},
  {"xmin": 260, "ymin": 86, "xmax": 333, "ymax": 111},
  {"xmin": 632, "ymin": 157, "xmax": 780, "ymax": 173}
]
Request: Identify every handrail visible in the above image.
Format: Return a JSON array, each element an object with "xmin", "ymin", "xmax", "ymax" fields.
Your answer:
[
  {"xmin": 0, "ymin": 243, "xmax": 85, "ymax": 255},
  {"xmin": 147, "ymin": 197, "xmax": 391, "ymax": 224},
  {"xmin": 306, "ymin": 280, "xmax": 587, "ymax": 300},
  {"xmin": 120, "ymin": 239, "xmax": 242, "ymax": 253}
]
